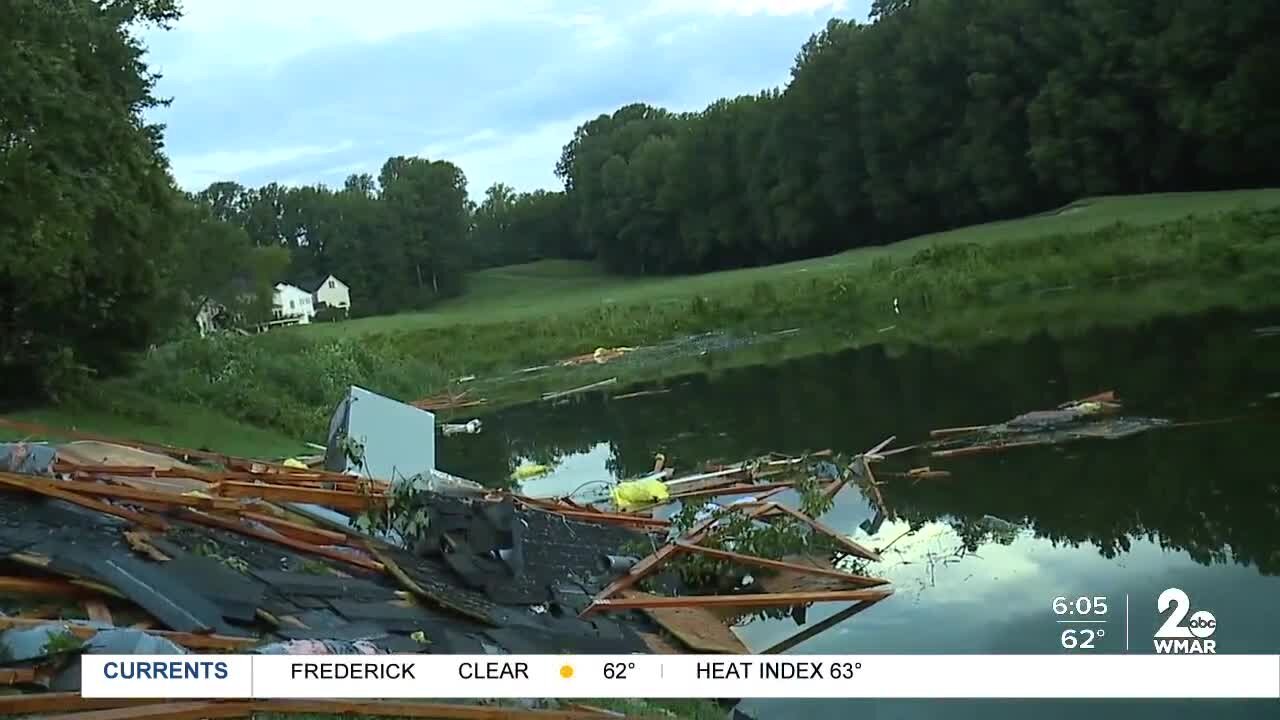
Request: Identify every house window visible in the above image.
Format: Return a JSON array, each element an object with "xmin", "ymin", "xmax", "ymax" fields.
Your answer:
[
  {"xmin": 328, "ymin": 279, "xmax": 335, "ymax": 289},
  {"xmin": 289, "ymin": 300, "xmax": 296, "ymax": 310}
]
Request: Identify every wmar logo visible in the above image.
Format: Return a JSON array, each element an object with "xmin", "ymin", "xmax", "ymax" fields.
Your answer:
[{"xmin": 1153, "ymin": 587, "xmax": 1217, "ymax": 654}]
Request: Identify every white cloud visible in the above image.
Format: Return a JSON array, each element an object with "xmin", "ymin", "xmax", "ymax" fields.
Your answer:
[
  {"xmin": 146, "ymin": 0, "xmax": 561, "ymax": 82},
  {"xmin": 170, "ymin": 140, "xmax": 354, "ymax": 190},
  {"xmin": 645, "ymin": 0, "xmax": 848, "ymax": 17},
  {"xmin": 421, "ymin": 112, "xmax": 604, "ymax": 194}
]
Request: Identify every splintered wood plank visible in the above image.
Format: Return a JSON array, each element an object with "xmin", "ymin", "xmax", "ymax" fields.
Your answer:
[
  {"xmin": 765, "ymin": 502, "xmax": 882, "ymax": 562},
  {"xmin": 85, "ymin": 599, "xmax": 113, "ymax": 625},
  {"xmin": 0, "ymin": 576, "xmax": 100, "ymax": 597},
  {"xmin": 180, "ymin": 510, "xmax": 383, "ymax": 573},
  {"xmin": 236, "ymin": 511, "xmax": 348, "ymax": 545},
  {"xmin": 211, "ymin": 481, "xmax": 383, "ymax": 512},
  {"xmin": 620, "ymin": 590, "xmax": 749, "ymax": 654},
  {"xmin": 0, "ymin": 472, "xmax": 168, "ymax": 531},
  {"xmin": 0, "ymin": 694, "xmax": 167, "ymax": 715},
  {"xmin": 761, "ymin": 593, "xmax": 891, "ymax": 655},
  {"xmin": 674, "ymin": 543, "xmax": 889, "ymax": 588},
  {"xmin": 591, "ymin": 588, "xmax": 893, "ymax": 611},
  {"xmin": 523, "ymin": 504, "xmax": 671, "ymax": 529},
  {"xmin": 51, "ymin": 478, "xmax": 243, "ymax": 511},
  {"xmin": 637, "ymin": 631, "xmax": 684, "ymax": 655},
  {"xmin": 41, "ymin": 701, "xmax": 254, "ymax": 720},
  {"xmin": 0, "ymin": 667, "xmax": 36, "ymax": 685}
]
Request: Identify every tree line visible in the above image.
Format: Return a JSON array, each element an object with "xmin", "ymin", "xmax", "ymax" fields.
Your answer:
[
  {"xmin": 553, "ymin": 0, "xmax": 1280, "ymax": 273},
  {"xmin": 4, "ymin": 0, "xmax": 1279, "ymax": 398}
]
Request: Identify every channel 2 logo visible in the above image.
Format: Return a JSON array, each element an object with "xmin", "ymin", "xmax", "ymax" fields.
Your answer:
[{"xmin": 1153, "ymin": 588, "xmax": 1216, "ymax": 654}]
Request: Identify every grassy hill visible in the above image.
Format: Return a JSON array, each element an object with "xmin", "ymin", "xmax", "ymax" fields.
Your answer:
[
  {"xmin": 6, "ymin": 189, "xmax": 1280, "ymax": 456},
  {"xmin": 303, "ymin": 189, "xmax": 1280, "ymax": 338}
]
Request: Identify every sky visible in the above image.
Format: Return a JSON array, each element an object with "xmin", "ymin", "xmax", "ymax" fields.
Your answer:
[{"xmin": 141, "ymin": 0, "xmax": 871, "ymax": 197}]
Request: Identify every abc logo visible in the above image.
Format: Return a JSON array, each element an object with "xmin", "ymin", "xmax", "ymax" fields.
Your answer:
[{"xmin": 1186, "ymin": 610, "xmax": 1217, "ymax": 639}]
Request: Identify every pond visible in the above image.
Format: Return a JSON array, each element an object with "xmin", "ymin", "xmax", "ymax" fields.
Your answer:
[{"xmin": 439, "ymin": 308, "xmax": 1280, "ymax": 719}]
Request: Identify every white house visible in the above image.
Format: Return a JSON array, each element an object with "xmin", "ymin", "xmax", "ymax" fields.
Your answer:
[
  {"xmin": 272, "ymin": 283, "xmax": 315, "ymax": 324},
  {"xmin": 313, "ymin": 274, "xmax": 351, "ymax": 312}
]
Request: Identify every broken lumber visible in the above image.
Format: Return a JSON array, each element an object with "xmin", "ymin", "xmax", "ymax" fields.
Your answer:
[
  {"xmin": 236, "ymin": 510, "xmax": 349, "ymax": 545},
  {"xmin": 210, "ymin": 481, "xmax": 383, "ymax": 512},
  {"xmin": 762, "ymin": 502, "xmax": 882, "ymax": 562},
  {"xmin": 541, "ymin": 377, "xmax": 618, "ymax": 401},
  {"xmin": 928, "ymin": 425, "xmax": 989, "ymax": 438},
  {"xmin": 591, "ymin": 588, "xmax": 893, "ymax": 611},
  {"xmin": 930, "ymin": 438, "xmax": 1048, "ymax": 458},
  {"xmin": 523, "ymin": 503, "xmax": 670, "ymax": 529},
  {"xmin": 41, "ymin": 701, "xmax": 254, "ymax": 720},
  {"xmin": 179, "ymin": 509, "xmax": 383, "ymax": 573},
  {"xmin": 51, "ymin": 478, "xmax": 244, "ymax": 512},
  {"xmin": 0, "ymin": 667, "xmax": 37, "ymax": 685},
  {"xmin": 85, "ymin": 599, "xmax": 113, "ymax": 625},
  {"xmin": 761, "ymin": 593, "xmax": 890, "ymax": 654},
  {"xmin": 0, "ymin": 472, "xmax": 167, "ymax": 531},
  {"xmin": 0, "ymin": 694, "xmax": 166, "ymax": 715},
  {"xmin": 0, "ymin": 576, "xmax": 110, "ymax": 598},
  {"xmin": 672, "ymin": 542, "xmax": 889, "ymax": 588},
  {"xmin": 0, "ymin": 617, "xmax": 257, "ymax": 650}
]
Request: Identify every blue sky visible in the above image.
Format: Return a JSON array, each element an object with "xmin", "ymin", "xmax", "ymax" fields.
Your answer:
[{"xmin": 142, "ymin": 0, "xmax": 870, "ymax": 197}]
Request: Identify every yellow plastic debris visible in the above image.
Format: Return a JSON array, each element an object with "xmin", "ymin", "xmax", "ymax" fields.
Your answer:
[
  {"xmin": 511, "ymin": 463, "xmax": 550, "ymax": 481},
  {"xmin": 282, "ymin": 458, "xmax": 308, "ymax": 469},
  {"xmin": 611, "ymin": 477, "xmax": 670, "ymax": 510}
]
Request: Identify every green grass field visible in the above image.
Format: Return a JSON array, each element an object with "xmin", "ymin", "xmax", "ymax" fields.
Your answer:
[
  {"xmin": 302, "ymin": 189, "xmax": 1280, "ymax": 338},
  {"xmin": 6, "ymin": 189, "xmax": 1279, "ymax": 457}
]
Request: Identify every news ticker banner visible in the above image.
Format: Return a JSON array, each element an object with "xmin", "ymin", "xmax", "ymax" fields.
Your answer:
[{"xmin": 81, "ymin": 655, "xmax": 1280, "ymax": 699}]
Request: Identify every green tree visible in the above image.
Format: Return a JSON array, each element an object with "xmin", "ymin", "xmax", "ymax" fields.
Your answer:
[{"xmin": 0, "ymin": 0, "xmax": 185, "ymax": 398}]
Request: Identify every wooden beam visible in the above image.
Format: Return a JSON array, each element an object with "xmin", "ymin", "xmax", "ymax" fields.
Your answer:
[
  {"xmin": 180, "ymin": 510, "xmax": 383, "ymax": 573},
  {"xmin": 41, "ymin": 701, "xmax": 255, "ymax": 720},
  {"xmin": 581, "ymin": 503, "xmax": 777, "ymax": 617},
  {"xmin": 0, "ymin": 617, "xmax": 258, "ymax": 651},
  {"xmin": 0, "ymin": 694, "xmax": 167, "ymax": 715},
  {"xmin": 52, "ymin": 478, "xmax": 244, "ymax": 512},
  {"xmin": 236, "ymin": 510, "xmax": 348, "ymax": 545},
  {"xmin": 0, "ymin": 575, "xmax": 108, "ymax": 597},
  {"xmin": 0, "ymin": 667, "xmax": 37, "ymax": 685},
  {"xmin": 928, "ymin": 424, "xmax": 989, "ymax": 439},
  {"xmin": 0, "ymin": 472, "xmax": 167, "ymax": 531},
  {"xmin": 56, "ymin": 463, "xmax": 217, "ymax": 484},
  {"xmin": 930, "ymin": 438, "xmax": 1047, "ymax": 458},
  {"xmin": 765, "ymin": 502, "xmax": 882, "ymax": 562},
  {"xmin": 761, "ymin": 594, "xmax": 890, "ymax": 654},
  {"xmin": 525, "ymin": 505, "xmax": 670, "ymax": 529},
  {"xmin": 85, "ymin": 599, "xmax": 114, "ymax": 625},
  {"xmin": 673, "ymin": 542, "xmax": 889, "ymax": 588},
  {"xmin": 211, "ymin": 481, "xmax": 382, "ymax": 512},
  {"xmin": 591, "ymin": 588, "xmax": 893, "ymax": 611},
  {"xmin": 666, "ymin": 479, "xmax": 801, "ymax": 502},
  {"xmin": 580, "ymin": 515, "xmax": 719, "ymax": 617}
]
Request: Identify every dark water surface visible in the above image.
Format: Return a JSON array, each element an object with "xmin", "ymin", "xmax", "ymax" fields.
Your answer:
[{"xmin": 441, "ymin": 309, "xmax": 1280, "ymax": 719}]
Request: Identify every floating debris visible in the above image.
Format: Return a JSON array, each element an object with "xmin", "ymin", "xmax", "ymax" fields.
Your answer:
[
  {"xmin": 541, "ymin": 377, "xmax": 618, "ymax": 401},
  {"xmin": 923, "ymin": 391, "xmax": 1173, "ymax": 458}
]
